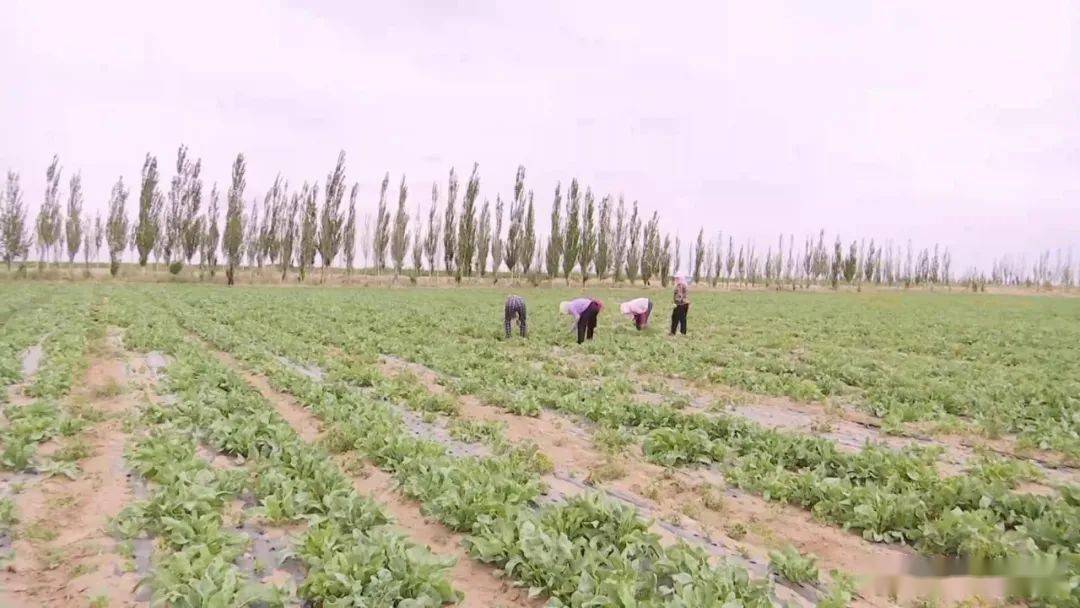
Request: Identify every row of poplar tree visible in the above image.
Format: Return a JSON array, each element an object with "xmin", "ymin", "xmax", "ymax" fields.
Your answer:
[{"xmin": 1, "ymin": 148, "xmax": 1073, "ymax": 289}]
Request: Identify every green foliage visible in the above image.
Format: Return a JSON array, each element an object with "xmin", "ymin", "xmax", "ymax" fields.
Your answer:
[
  {"xmin": 223, "ymin": 153, "xmax": 246, "ymax": 285},
  {"xmin": 0, "ymin": 497, "xmax": 16, "ymax": 532},
  {"xmin": 768, "ymin": 545, "xmax": 819, "ymax": 584}
]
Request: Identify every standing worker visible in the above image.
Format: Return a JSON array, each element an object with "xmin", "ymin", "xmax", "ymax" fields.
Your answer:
[
  {"xmin": 619, "ymin": 297, "xmax": 653, "ymax": 330},
  {"xmin": 504, "ymin": 295, "xmax": 527, "ymax": 339},
  {"xmin": 671, "ymin": 272, "xmax": 690, "ymax": 336},
  {"xmin": 559, "ymin": 297, "xmax": 603, "ymax": 344}
]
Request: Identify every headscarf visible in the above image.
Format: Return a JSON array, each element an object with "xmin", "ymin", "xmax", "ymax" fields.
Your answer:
[
  {"xmin": 559, "ymin": 301, "xmax": 571, "ymax": 315},
  {"xmin": 674, "ymin": 272, "xmax": 688, "ymax": 286},
  {"xmin": 619, "ymin": 301, "xmax": 632, "ymax": 315}
]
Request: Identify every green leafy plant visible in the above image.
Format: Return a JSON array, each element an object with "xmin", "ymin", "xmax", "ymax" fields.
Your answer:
[{"xmin": 769, "ymin": 545, "xmax": 819, "ymax": 584}]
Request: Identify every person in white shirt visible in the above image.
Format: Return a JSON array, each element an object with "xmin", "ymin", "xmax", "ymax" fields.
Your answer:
[{"xmin": 619, "ymin": 297, "xmax": 653, "ymax": 330}]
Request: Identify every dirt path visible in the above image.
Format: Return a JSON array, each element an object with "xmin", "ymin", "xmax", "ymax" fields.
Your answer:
[
  {"xmin": 205, "ymin": 347, "xmax": 542, "ymax": 608},
  {"xmin": 0, "ymin": 329, "xmax": 143, "ymax": 608}
]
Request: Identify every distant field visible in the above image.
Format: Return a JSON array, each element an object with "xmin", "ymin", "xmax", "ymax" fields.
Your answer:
[
  {"xmin": 2, "ymin": 283, "xmax": 1078, "ymax": 606},
  {"xmin": 162, "ymin": 284, "xmax": 1080, "ymax": 458}
]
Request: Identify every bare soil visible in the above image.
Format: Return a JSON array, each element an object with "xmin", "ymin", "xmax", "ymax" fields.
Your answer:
[
  {"xmin": 205, "ymin": 347, "xmax": 542, "ymax": 608},
  {"xmin": 377, "ymin": 358, "xmax": 873, "ymax": 608},
  {"xmin": 381, "ymin": 354, "xmax": 1061, "ymax": 607},
  {"xmin": 656, "ymin": 376, "xmax": 1079, "ymax": 488},
  {"xmin": 0, "ymin": 329, "xmax": 142, "ymax": 608}
]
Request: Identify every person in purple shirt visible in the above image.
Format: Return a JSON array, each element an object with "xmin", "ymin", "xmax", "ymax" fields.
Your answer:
[{"xmin": 559, "ymin": 297, "xmax": 604, "ymax": 344}]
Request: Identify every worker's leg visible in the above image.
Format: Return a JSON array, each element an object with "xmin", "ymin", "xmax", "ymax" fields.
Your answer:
[
  {"xmin": 678, "ymin": 304, "xmax": 689, "ymax": 334},
  {"xmin": 577, "ymin": 315, "xmax": 587, "ymax": 344},
  {"xmin": 518, "ymin": 304, "xmax": 527, "ymax": 337},
  {"xmin": 670, "ymin": 306, "xmax": 679, "ymax": 335},
  {"xmin": 504, "ymin": 304, "xmax": 513, "ymax": 339},
  {"xmin": 584, "ymin": 302, "xmax": 599, "ymax": 340}
]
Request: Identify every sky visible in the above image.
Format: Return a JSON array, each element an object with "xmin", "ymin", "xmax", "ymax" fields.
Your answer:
[{"xmin": 2, "ymin": 0, "xmax": 1078, "ymax": 272}]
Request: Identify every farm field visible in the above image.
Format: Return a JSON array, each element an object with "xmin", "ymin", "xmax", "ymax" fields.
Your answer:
[{"xmin": 1, "ymin": 283, "xmax": 1078, "ymax": 607}]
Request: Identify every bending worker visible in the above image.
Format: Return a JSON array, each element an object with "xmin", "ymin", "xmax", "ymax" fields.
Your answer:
[
  {"xmin": 559, "ymin": 297, "xmax": 603, "ymax": 344},
  {"xmin": 620, "ymin": 297, "xmax": 653, "ymax": 330},
  {"xmin": 503, "ymin": 294, "xmax": 527, "ymax": 339}
]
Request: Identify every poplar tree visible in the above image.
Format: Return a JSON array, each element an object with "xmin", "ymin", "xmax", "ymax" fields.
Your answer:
[
  {"xmin": 260, "ymin": 177, "xmax": 284, "ymax": 271},
  {"xmin": 390, "ymin": 175, "xmax": 410, "ymax": 277},
  {"xmin": 92, "ymin": 214, "xmax": 104, "ymax": 265},
  {"xmin": 65, "ymin": 172, "xmax": 83, "ymax": 267},
  {"xmin": 1, "ymin": 172, "xmax": 31, "ymax": 269},
  {"xmin": 830, "ymin": 237, "xmax": 843, "ymax": 289},
  {"xmin": 244, "ymin": 200, "xmax": 260, "ymax": 272},
  {"xmin": 561, "ymin": 179, "xmax": 581, "ymax": 283},
  {"xmin": 625, "ymin": 202, "xmax": 641, "ymax": 283},
  {"xmin": 612, "ymin": 197, "xmax": 627, "ymax": 283},
  {"xmin": 578, "ymin": 188, "xmax": 596, "ymax": 283},
  {"xmin": 411, "ymin": 201, "xmax": 423, "ymax": 277},
  {"xmin": 134, "ymin": 154, "xmax": 160, "ymax": 268},
  {"xmin": 659, "ymin": 233, "xmax": 673, "ymax": 286},
  {"xmin": 545, "ymin": 183, "xmax": 562, "ymax": 281},
  {"xmin": 595, "ymin": 195, "xmax": 611, "ymax": 281},
  {"xmin": 710, "ymin": 235, "xmax": 723, "ymax": 287},
  {"xmin": 785, "ymin": 234, "xmax": 797, "ymax": 289},
  {"xmin": 864, "ymin": 239, "xmax": 877, "ymax": 283},
  {"xmin": 223, "ymin": 153, "xmax": 246, "ymax": 286},
  {"xmin": 424, "ymin": 183, "xmax": 440, "ymax": 275},
  {"xmin": 692, "ymin": 228, "xmax": 705, "ymax": 283},
  {"xmin": 163, "ymin": 146, "xmax": 201, "ymax": 270},
  {"xmin": 343, "ymin": 183, "xmax": 357, "ymax": 277},
  {"xmin": 36, "ymin": 156, "xmax": 63, "ymax": 270},
  {"xmin": 181, "ymin": 157, "xmax": 203, "ymax": 267},
  {"xmin": 521, "ymin": 192, "xmax": 536, "ymax": 276},
  {"xmin": 726, "ymin": 237, "xmax": 736, "ymax": 285},
  {"xmin": 942, "ymin": 248, "xmax": 952, "ymax": 287},
  {"xmin": 360, "ymin": 213, "xmax": 372, "ymax": 269},
  {"xmin": 476, "ymin": 200, "xmax": 491, "ymax": 277},
  {"xmin": 81, "ymin": 218, "xmax": 92, "ymax": 272},
  {"xmin": 203, "ymin": 185, "xmax": 221, "ymax": 278},
  {"xmin": 491, "ymin": 195, "xmax": 504, "ymax": 282},
  {"xmin": 505, "ymin": 166, "xmax": 525, "ymax": 275},
  {"xmin": 641, "ymin": 212, "xmax": 659, "ymax": 286},
  {"xmin": 373, "ymin": 173, "xmax": 390, "ymax": 273},
  {"xmin": 843, "ymin": 240, "xmax": 858, "ymax": 284},
  {"xmin": 319, "ymin": 151, "xmax": 347, "ymax": 279},
  {"xmin": 298, "ymin": 183, "xmax": 319, "ymax": 281},
  {"xmin": 443, "ymin": 168, "xmax": 458, "ymax": 274},
  {"xmin": 456, "ymin": 164, "xmax": 480, "ymax": 278},
  {"xmin": 278, "ymin": 191, "xmax": 298, "ymax": 281},
  {"xmin": 674, "ymin": 234, "xmax": 682, "ymax": 277},
  {"xmin": 105, "ymin": 176, "xmax": 129, "ymax": 277}
]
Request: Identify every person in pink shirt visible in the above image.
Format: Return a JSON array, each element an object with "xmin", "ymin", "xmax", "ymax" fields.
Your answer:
[
  {"xmin": 559, "ymin": 297, "xmax": 603, "ymax": 343},
  {"xmin": 619, "ymin": 297, "xmax": 653, "ymax": 330}
]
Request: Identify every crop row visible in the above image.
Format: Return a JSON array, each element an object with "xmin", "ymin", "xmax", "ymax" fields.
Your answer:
[
  {"xmin": 151, "ymin": 293, "xmax": 793, "ymax": 607},
  {"xmin": 1, "ymin": 287, "xmax": 100, "ymax": 475},
  {"xmin": 159, "ymin": 287, "xmax": 1080, "ymax": 593},
  {"xmin": 247, "ymin": 288, "xmax": 1080, "ymax": 458},
  {"xmin": 108, "ymin": 294, "xmax": 468, "ymax": 607}
]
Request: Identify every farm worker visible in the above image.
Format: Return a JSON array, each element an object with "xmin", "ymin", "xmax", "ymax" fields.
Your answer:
[
  {"xmin": 619, "ymin": 297, "xmax": 653, "ymax": 330},
  {"xmin": 559, "ymin": 297, "xmax": 603, "ymax": 344},
  {"xmin": 503, "ymin": 295, "xmax": 527, "ymax": 339},
  {"xmin": 671, "ymin": 272, "xmax": 690, "ymax": 336}
]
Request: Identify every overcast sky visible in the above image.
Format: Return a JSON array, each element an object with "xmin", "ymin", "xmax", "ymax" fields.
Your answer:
[{"xmin": 2, "ymin": 0, "xmax": 1077, "ymax": 271}]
